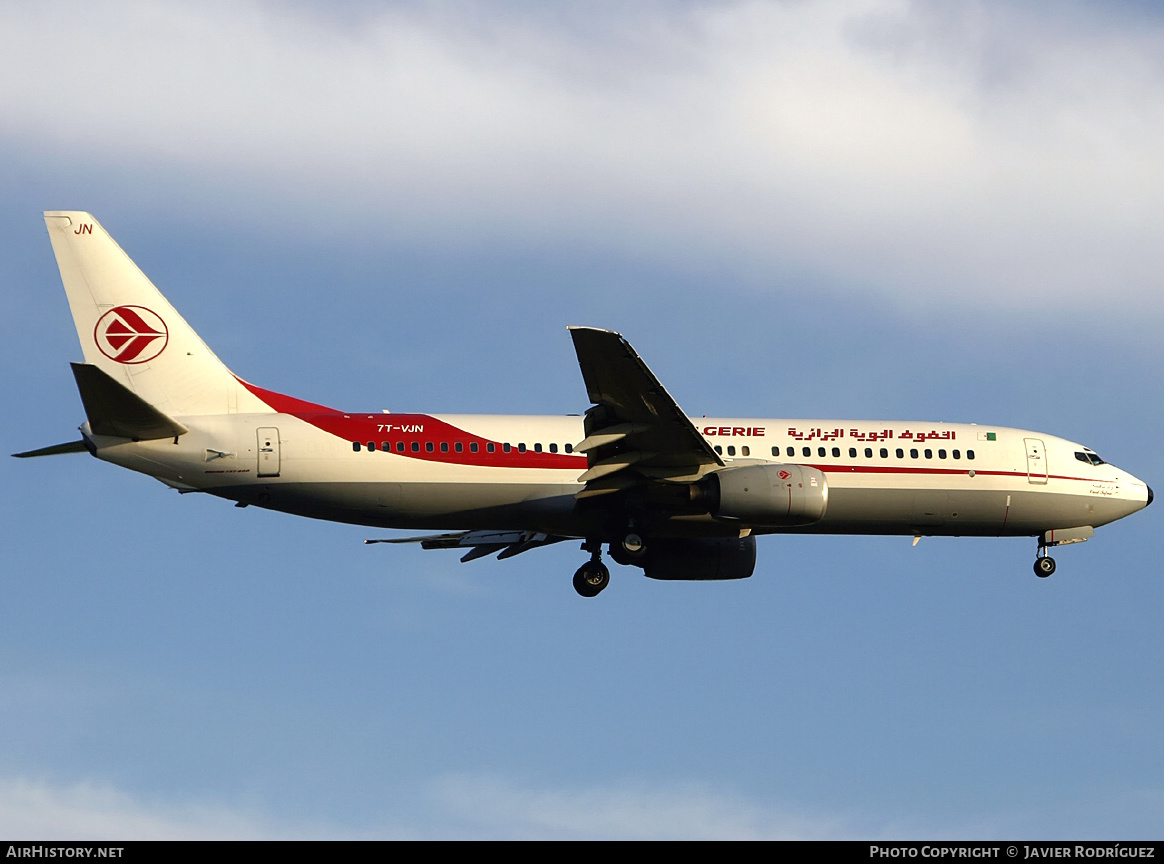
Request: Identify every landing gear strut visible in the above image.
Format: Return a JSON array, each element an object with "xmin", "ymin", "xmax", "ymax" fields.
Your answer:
[
  {"xmin": 573, "ymin": 539, "xmax": 610, "ymax": 597},
  {"xmin": 1031, "ymin": 527, "xmax": 1094, "ymax": 577},
  {"xmin": 1034, "ymin": 543, "xmax": 1056, "ymax": 578}
]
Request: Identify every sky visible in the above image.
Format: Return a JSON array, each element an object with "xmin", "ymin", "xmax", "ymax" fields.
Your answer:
[{"xmin": 1, "ymin": 0, "xmax": 1162, "ymax": 839}]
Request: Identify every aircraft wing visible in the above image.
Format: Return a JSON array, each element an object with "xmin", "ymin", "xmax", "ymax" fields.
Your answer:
[
  {"xmin": 366, "ymin": 530, "xmax": 570, "ymax": 562},
  {"xmin": 568, "ymin": 326, "xmax": 722, "ymax": 498}
]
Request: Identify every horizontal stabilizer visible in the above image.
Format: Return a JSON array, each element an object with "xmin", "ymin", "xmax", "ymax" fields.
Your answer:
[
  {"xmin": 72, "ymin": 363, "xmax": 188, "ymax": 440},
  {"xmin": 12, "ymin": 440, "xmax": 89, "ymax": 458}
]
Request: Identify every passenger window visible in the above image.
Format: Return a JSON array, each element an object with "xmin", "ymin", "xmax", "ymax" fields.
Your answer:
[
  {"xmin": 715, "ymin": 445, "xmax": 723, "ymax": 455},
  {"xmin": 397, "ymin": 442, "xmax": 405, "ymax": 453},
  {"xmin": 518, "ymin": 443, "xmax": 526, "ymax": 453},
  {"xmin": 832, "ymin": 447, "xmax": 840, "ymax": 458},
  {"xmin": 787, "ymin": 447, "xmax": 795, "ymax": 457},
  {"xmin": 352, "ymin": 442, "xmax": 361, "ymax": 452},
  {"xmin": 849, "ymin": 447, "xmax": 857, "ymax": 458},
  {"xmin": 426, "ymin": 442, "xmax": 434, "ymax": 452},
  {"xmin": 534, "ymin": 443, "xmax": 543, "ymax": 453},
  {"xmin": 880, "ymin": 448, "xmax": 888, "ymax": 458},
  {"xmin": 455, "ymin": 442, "xmax": 463, "ymax": 453},
  {"xmin": 864, "ymin": 448, "xmax": 872, "ymax": 458},
  {"xmin": 938, "ymin": 449, "xmax": 946, "ymax": 459},
  {"xmin": 470, "ymin": 443, "xmax": 479, "ymax": 453},
  {"xmin": 440, "ymin": 442, "xmax": 449, "ymax": 453},
  {"xmin": 726, "ymin": 446, "xmax": 736, "ymax": 456},
  {"xmin": 367, "ymin": 441, "xmax": 375, "ymax": 451},
  {"xmin": 924, "ymin": 449, "xmax": 932, "ymax": 459},
  {"xmin": 896, "ymin": 448, "xmax": 904, "ymax": 459},
  {"xmin": 411, "ymin": 442, "xmax": 420, "ymax": 452},
  {"xmin": 565, "ymin": 444, "xmax": 573, "ymax": 453},
  {"xmin": 803, "ymin": 447, "xmax": 811, "ymax": 458},
  {"xmin": 952, "ymin": 450, "xmax": 960, "ymax": 459},
  {"xmin": 967, "ymin": 450, "xmax": 975, "ymax": 460},
  {"xmin": 817, "ymin": 447, "xmax": 825, "ymax": 457},
  {"xmin": 503, "ymin": 443, "xmax": 511, "ymax": 453},
  {"xmin": 772, "ymin": 446, "xmax": 780, "ymax": 457},
  {"xmin": 910, "ymin": 448, "xmax": 918, "ymax": 459},
  {"xmin": 742, "ymin": 446, "xmax": 750, "ymax": 456},
  {"xmin": 549, "ymin": 443, "xmax": 558, "ymax": 453},
  {"xmin": 487, "ymin": 443, "xmax": 495, "ymax": 453}
]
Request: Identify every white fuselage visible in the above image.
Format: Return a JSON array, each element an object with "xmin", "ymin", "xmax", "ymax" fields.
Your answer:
[{"xmin": 87, "ymin": 410, "xmax": 1150, "ymax": 540}]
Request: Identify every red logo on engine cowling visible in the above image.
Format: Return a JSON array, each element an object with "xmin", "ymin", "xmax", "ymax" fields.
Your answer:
[
  {"xmin": 778, "ymin": 470, "xmax": 791, "ymax": 480},
  {"xmin": 94, "ymin": 305, "xmax": 169, "ymax": 364}
]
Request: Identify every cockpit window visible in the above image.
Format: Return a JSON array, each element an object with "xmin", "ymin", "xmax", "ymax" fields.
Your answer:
[{"xmin": 1075, "ymin": 451, "xmax": 1106, "ymax": 466}]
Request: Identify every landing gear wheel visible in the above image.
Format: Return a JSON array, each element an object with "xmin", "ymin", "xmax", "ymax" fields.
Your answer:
[
  {"xmin": 609, "ymin": 532, "xmax": 647, "ymax": 567},
  {"xmin": 573, "ymin": 562, "xmax": 610, "ymax": 597},
  {"xmin": 622, "ymin": 533, "xmax": 645, "ymax": 555},
  {"xmin": 1034, "ymin": 556, "xmax": 1056, "ymax": 578}
]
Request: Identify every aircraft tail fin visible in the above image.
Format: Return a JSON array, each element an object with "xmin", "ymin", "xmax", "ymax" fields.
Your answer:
[{"xmin": 43, "ymin": 212, "xmax": 273, "ymax": 417}]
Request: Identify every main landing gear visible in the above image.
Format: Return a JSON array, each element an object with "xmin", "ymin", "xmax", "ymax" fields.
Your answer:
[{"xmin": 573, "ymin": 539, "xmax": 610, "ymax": 597}]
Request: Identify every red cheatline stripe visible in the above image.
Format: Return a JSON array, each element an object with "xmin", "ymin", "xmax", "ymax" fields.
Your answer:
[
  {"xmin": 236, "ymin": 381, "xmax": 1103, "ymax": 480},
  {"xmin": 236, "ymin": 379, "xmax": 341, "ymax": 414},
  {"xmin": 804, "ymin": 463, "xmax": 1094, "ymax": 483}
]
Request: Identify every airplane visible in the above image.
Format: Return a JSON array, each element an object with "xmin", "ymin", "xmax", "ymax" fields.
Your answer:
[{"xmin": 16, "ymin": 211, "xmax": 1152, "ymax": 597}]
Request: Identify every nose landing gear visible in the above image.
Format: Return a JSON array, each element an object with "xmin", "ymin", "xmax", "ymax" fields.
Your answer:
[
  {"xmin": 573, "ymin": 539, "xmax": 610, "ymax": 597},
  {"xmin": 1032, "ymin": 527, "xmax": 1093, "ymax": 578}
]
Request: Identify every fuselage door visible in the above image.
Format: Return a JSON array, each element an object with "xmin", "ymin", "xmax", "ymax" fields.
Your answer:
[
  {"xmin": 1024, "ymin": 437, "xmax": 1047, "ymax": 484},
  {"xmin": 257, "ymin": 427, "xmax": 281, "ymax": 477}
]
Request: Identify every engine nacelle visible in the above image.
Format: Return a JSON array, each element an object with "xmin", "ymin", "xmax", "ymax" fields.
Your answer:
[
  {"xmin": 702, "ymin": 464, "xmax": 828, "ymax": 526},
  {"xmin": 643, "ymin": 535, "xmax": 757, "ymax": 581}
]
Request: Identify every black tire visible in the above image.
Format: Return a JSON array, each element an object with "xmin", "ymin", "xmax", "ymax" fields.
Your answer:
[
  {"xmin": 622, "ymin": 533, "xmax": 645, "ymax": 555},
  {"xmin": 1034, "ymin": 556, "xmax": 1056, "ymax": 578},
  {"xmin": 572, "ymin": 562, "xmax": 609, "ymax": 597},
  {"xmin": 572, "ymin": 569, "xmax": 596, "ymax": 597},
  {"xmin": 609, "ymin": 534, "xmax": 648, "ymax": 567}
]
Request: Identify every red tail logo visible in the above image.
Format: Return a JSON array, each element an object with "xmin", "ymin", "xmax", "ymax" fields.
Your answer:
[{"xmin": 94, "ymin": 306, "xmax": 169, "ymax": 364}]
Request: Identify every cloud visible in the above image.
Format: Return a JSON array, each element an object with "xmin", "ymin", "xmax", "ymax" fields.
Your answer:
[
  {"xmin": 0, "ymin": 777, "xmax": 324, "ymax": 840},
  {"xmin": 427, "ymin": 773, "xmax": 845, "ymax": 840},
  {"xmin": 4, "ymin": 1, "xmax": 1163, "ymax": 316},
  {"xmin": 0, "ymin": 772, "xmax": 842, "ymax": 840}
]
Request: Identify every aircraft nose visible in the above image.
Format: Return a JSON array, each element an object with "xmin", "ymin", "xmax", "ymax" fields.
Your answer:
[{"xmin": 1148, "ymin": 486, "xmax": 1154, "ymax": 507}]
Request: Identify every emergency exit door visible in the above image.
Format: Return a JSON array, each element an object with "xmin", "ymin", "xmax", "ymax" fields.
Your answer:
[{"xmin": 257, "ymin": 427, "xmax": 281, "ymax": 477}]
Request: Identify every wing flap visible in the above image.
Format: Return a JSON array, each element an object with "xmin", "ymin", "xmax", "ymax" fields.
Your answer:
[{"xmin": 365, "ymin": 530, "xmax": 570, "ymax": 562}]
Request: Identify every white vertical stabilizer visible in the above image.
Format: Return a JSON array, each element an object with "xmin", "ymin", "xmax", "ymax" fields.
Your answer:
[{"xmin": 44, "ymin": 211, "xmax": 271, "ymax": 417}]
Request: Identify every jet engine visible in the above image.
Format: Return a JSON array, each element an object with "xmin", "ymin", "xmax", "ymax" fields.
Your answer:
[
  {"xmin": 642, "ymin": 535, "xmax": 757, "ymax": 581},
  {"xmin": 698, "ymin": 464, "xmax": 828, "ymax": 526}
]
